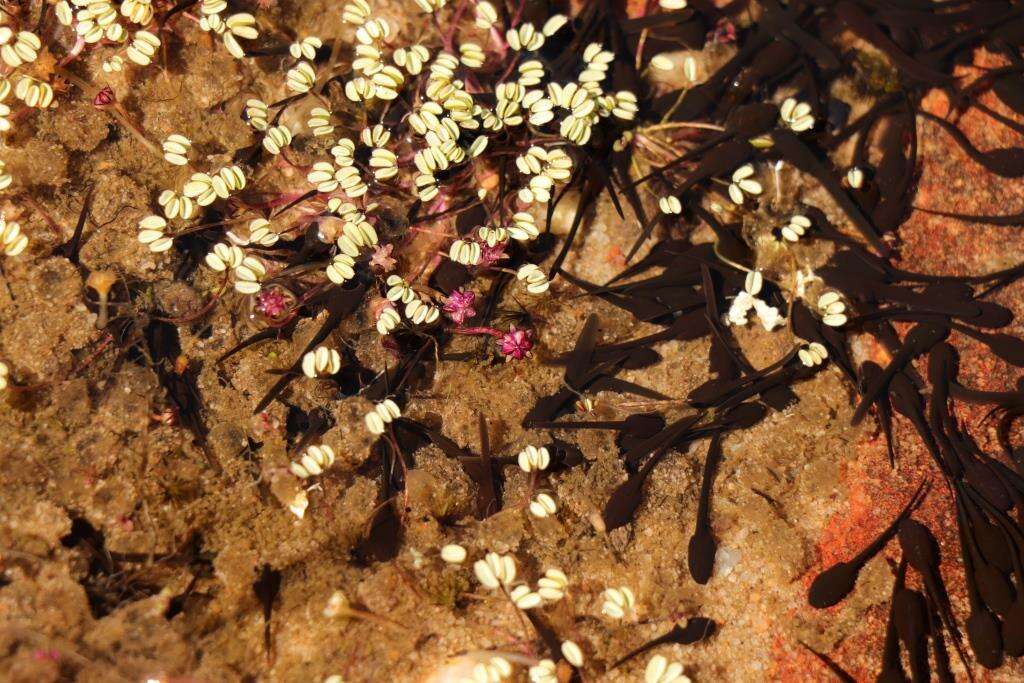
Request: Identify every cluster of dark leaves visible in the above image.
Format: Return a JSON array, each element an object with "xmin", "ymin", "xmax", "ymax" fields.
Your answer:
[
  {"xmin": 48, "ymin": 0, "xmax": 1024, "ymax": 674},
  {"xmin": 530, "ymin": 0, "xmax": 1024, "ymax": 678}
]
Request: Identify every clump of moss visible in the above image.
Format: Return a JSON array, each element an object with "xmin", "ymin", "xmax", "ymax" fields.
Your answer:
[
  {"xmin": 853, "ymin": 51, "xmax": 901, "ymax": 96},
  {"xmin": 421, "ymin": 567, "xmax": 471, "ymax": 609}
]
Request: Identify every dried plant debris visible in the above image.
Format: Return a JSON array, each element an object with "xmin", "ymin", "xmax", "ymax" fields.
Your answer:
[{"xmin": 9, "ymin": 0, "xmax": 1024, "ymax": 679}]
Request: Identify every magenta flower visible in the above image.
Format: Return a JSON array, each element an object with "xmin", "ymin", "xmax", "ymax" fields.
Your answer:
[
  {"xmin": 370, "ymin": 243, "xmax": 397, "ymax": 272},
  {"xmin": 444, "ymin": 288, "xmax": 477, "ymax": 325},
  {"xmin": 478, "ymin": 241, "xmax": 507, "ymax": 268},
  {"xmin": 93, "ymin": 86, "xmax": 115, "ymax": 107},
  {"xmin": 498, "ymin": 325, "xmax": 533, "ymax": 360},
  {"xmin": 255, "ymin": 286, "xmax": 291, "ymax": 319}
]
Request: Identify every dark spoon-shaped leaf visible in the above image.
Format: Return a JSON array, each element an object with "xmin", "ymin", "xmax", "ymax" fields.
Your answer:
[
  {"xmin": 893, "ymin": 588, "xmax": 930, "ymax": 682},
  {"xmin": 809, "ymin": 480, "xmax": 927, "ymax": 608},
  {"xmin": 688, "ymin": 434, "xmax": 723, "ymax": 584},
  {"xmin": 252, "ymin": 564, "xmax": 282, "ymax": 663},
  {"xmin": 610, "ymin": 617, "xmax": 716, "ymax": 668},
  {"xmin": 920, "ymin": 110, "xmax": 1024, "ymax": 177},
  {"xmin": 956, "ymin": 497, "xmax": 1005, "ymax": 669},
  {"xmin": 799, "ymin": 642, "xmax": 855, "ymax": 682},
  {"xmin": 876, "ymin": 559, "xmax": 908, "ymax": 683}
]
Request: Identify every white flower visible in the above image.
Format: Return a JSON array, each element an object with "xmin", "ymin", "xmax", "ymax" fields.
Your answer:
[
  {"xmin": 542, "ymin": 14, "xmax": 568, "ymax": 36},
  {"xmin": 727, "ymin": 271, "xmax": 784, "ymax": 330},
  {"xmin": 560, "ymin": 640, "xmax": 583, "ymax": 668},
  {"xmin": 263, "ymin": 125, "xmax": 293, "ymax": 155},
  {"xmin": 650, "ymin": 54, "xmax": 673, "ymax": 71},
  {"xmin": 684, "ymin": 56, "xmax": 698, "ymax": 83},
  {"xmin": 404, "ymin": 298, "xmax": 440, "ymax": 326},
  {"xmin": 727, "ymin": 290, "xmax": 756, "ymax": 326},
  {"xmin": 233, "ymin": 256, "xmax": 266, "ymax": 293},
  {"xmin": 601, "ymin": 586, "xmax": 636, "ymax": 619},
  {"xmin": 645, "ymin": 654, "xmax": 691, "ymax": 683},
  {"xmin": 780, "ymin": 214, "xmax": 811, "ymax": 242},
  {"xmin": 393, "ymin": 45, "xmax": 429, "ymax": 75},
  {"xmin": 440, "ymin": 544, "xmax": 467, "ymax": 564},
  {"xmin": 162, "ymin": 134, "xmax": 191, "ymax": 166},
  {"xmin": 847, "ymin": 166, "xmax": 865, "ymax": 189},
  {"xmin": 290, "ymin": 36, "xmax": 323, "ymax": 60},
  {"xmin": 183, "ymin": 167, "xmax": 244, "ymax": 205},
  {"xmin": 245, "ymin": 99, "xmax": 270, "ymax": 131},
  {"xmin": 369, "ymin": 148, "xmax": 397, "ymax": 180},
  {"xmin": 308, "ymin": 107, "xmax": 334, "ymax": 136},
  {"xmin": 221, "ymin": 13, "xmax": 259, "ymax": 58},
  {"xmin": 780, "ymin": 97, "xmax": 814, "ymax": 132},
  {"xmin": 517, "ymin": 445, "xmax": 550, "ymax": 472},
  {"xmin": 385, "ymin": 275, "xmax": 416, "ymax": 304},
  {"xmin": 126, "ymin": 30, "xmax": 160, "ymax": 66},
  {"xmin": 753, "ymin": 298, "xmax": 784, "ymax": 331},
  {"xmin": 475, "ymin": 1, "xmax": 498, "ymax": 29},
  {"xmin": 121, "ymin": 0, "xmax": 154, "ymax": 25},
  {"xmin": 326, "ymin": 254, "xmax": 356, "ymax": 284},
  {"xmin": 137, "ymin": 214, "xmax": 173, "ymax": 252},
  {"xmin": 659, "ymin": 196, "xmax": 682, "ymax": 215},
  {"xmin": 247, "ymin": 219, "xmax": 279, "ymax": 246},
  {"xmin": 529, "ymin": 493, "xmax": 557, "ymax": 518},
  {"xmin": 459, "ymin": 42, "xmax": 485, "ymax": 68},
  {"xmin": 818, "ymin": 291, "xmax": 847, "ymax": 327},
  {"xmin": 516, "ymin": 263, "xmax": 550, "ymax": 294},
  {"xmin": 376, "ymin": 306, "xmax": 401, "ymax": 335},
  {"xmin": 1, "ymin": 215, "xmax": 28, "ymax": 256},
  {"xmin": 798, "ymin": 342, "xmax": 829, "ymax": 367},
  {"xmin": 342, "ymin": 0, "xmax": 372, "ymax": 25},
  {"xmin": 528, "ymin": 659, "xmax": 557, "ymax": 683},
  {"xmin": 288, "ymin": 489, "xmax": 309, "ymax": 518},
  {"xmin": 509, "ymin": 584, "xmax": 543, "ymax": 609},
  {"xmin": 467, "ymin": 657, "xmax": 512, "ymax": 683},
  {"xmin": 14, "ymin": 76, "xmax": 53, "ymax": 108},
  {"xmin": 507, "ymin": 23, "xmax": 544, "ymax": 51},
  {"xmin": 414, "ymin": 0, "xmax": 447, "ymax": 12},
  {"xmin": 473, "ymin": 551, "xmax": 516, "ymax": 589},
  {"xmin": 287, "ymin": 61, "xmax": 317, "ymax": 93},
  {"xmin": 745, "ymin": 270, "xmax": 763, "ymax": 295},
  {"xmin": 158, "ymin": 190, "xmax": 196, "ymax": 220},
  {"xmin": 364, "ymin": 399, "xmax": 401, "ymax": 435},
  {"xmin": 537, "ymin": 569, "xmax": 568, "ymax": 602},
  {"xmin": 204, "ymin": 242, "xmax": 244, "ymax": 271},
  {"xmin": 1, "ymin": 31, "xmax": 41, "ymax": 68},
  {"xmin": 728, "ymin": 164, "xmax": 762, "ymax": 205},
  {"xmin": 508, "ymin": 212, "xmax": 539, "ymax": 242},
  {"xmin": 449, "ymin": 239, "xmax": 481, "ymax": 266},
  {"xmin": 290, "ymin": 444, "xmax": 337, "ymax": 478},
  {"xmin": 201, "ymin": 0, "xmax": 227, "ymax": 14},
  {"xmin": 302, "ymin": 346, "xmax": 342, "ymax": 378}
]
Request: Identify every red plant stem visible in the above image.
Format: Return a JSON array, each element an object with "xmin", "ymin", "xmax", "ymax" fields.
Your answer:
[{"xmin": 452, "ymin": 326, "xmax": 503, "ymax": 337}]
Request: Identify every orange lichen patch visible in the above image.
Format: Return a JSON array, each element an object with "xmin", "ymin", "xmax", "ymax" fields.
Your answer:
[
  {"xmin": 795, "ymin": 47, "xmax": 1024, "ymax": 679},
  {"xmin": 604, "ymin": 244, "xmax": 627, "ymax": 267}
]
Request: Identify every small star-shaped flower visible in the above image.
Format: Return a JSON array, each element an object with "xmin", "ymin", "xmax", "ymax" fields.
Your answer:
[
  {"xmin": 369, "ymin": 243, "xmax": 397, "ymax": 272},
  {"xmin": 443, "ymin": 288, "xmax": 476, "ymax": 325},
  {"xmin": 498, "ymin": 325, "xmax": 533, "ymax": 360}
]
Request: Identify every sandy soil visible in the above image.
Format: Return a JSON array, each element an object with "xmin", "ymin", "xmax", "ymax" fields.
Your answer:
[{"xmin": 3, "ymin": 2, "xmax": 1024, "ymax": 682}]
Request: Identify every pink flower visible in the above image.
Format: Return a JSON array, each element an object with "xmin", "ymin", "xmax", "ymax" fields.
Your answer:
[
  {"xmin": 443, "ymin": 288, "xmax": 476, "ymax": 325},
  {"xmin": 370, "ymin": 243, "xmax": 397, "ymax": 272},
  {"xmin": 255, "ymin": 287, "xmax": 291, "ymax": 319},
  {"xmin": 498, "ymin": 325, "xmax": 533, "ymax": 360},
  {"xmin": 93, "ymin": 86, "xmax": 115, "ymax": 107},
  {"xmin": 708, "ymin": 18, "xmax": 736, "ymax": 44},
  {"xmin": 478, "ymin": 241, "xmax": 507, "ymax": 268}
]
